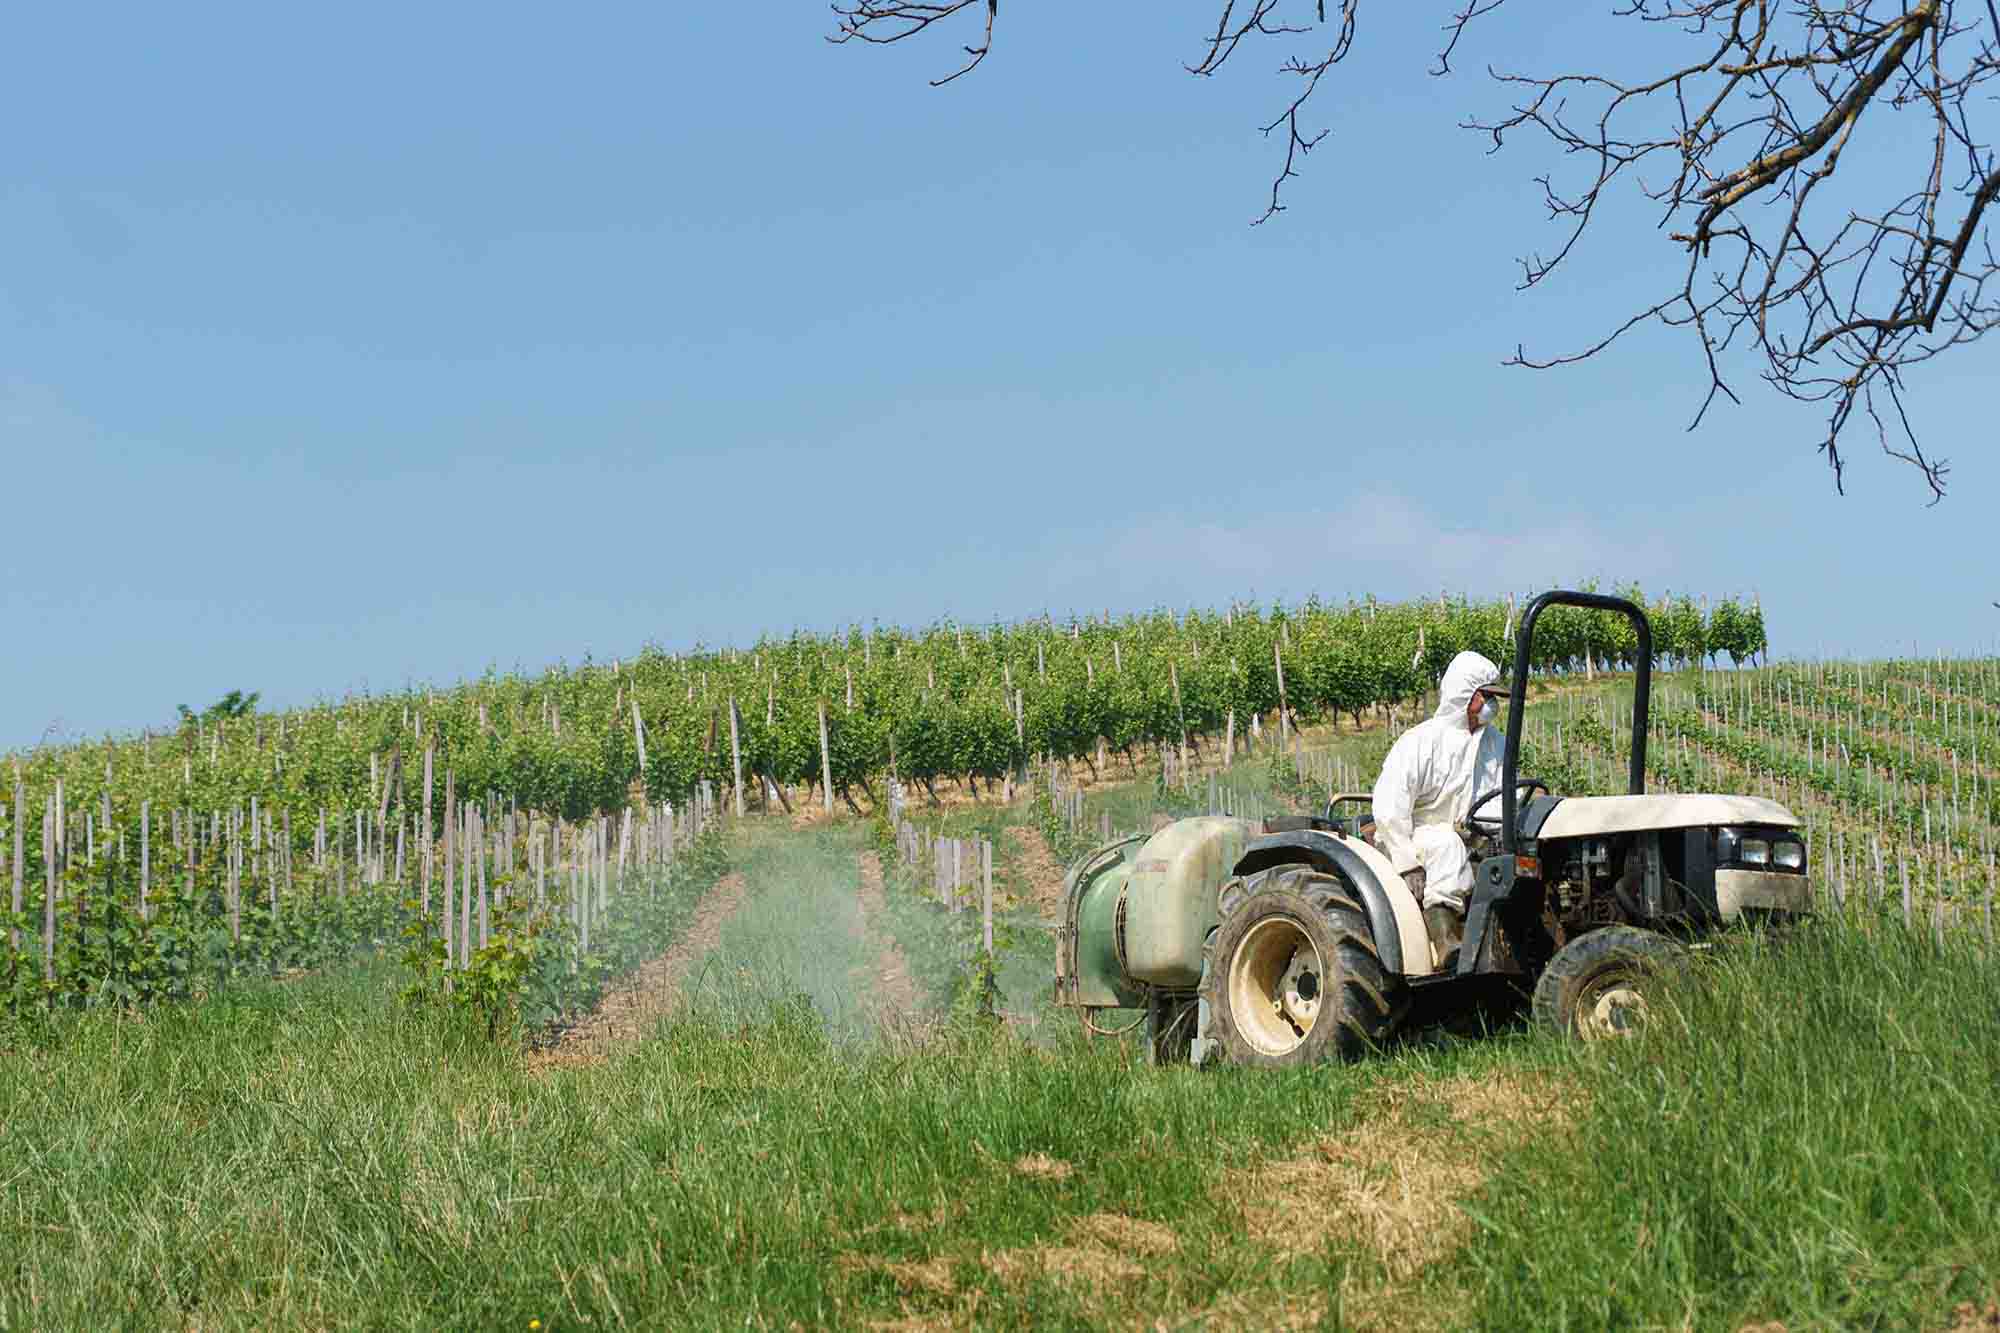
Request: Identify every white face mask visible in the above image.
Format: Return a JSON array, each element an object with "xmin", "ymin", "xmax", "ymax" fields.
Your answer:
[{"xmin": 1476, "ymin": 698, "xmax": 1497, "ymax": 728}]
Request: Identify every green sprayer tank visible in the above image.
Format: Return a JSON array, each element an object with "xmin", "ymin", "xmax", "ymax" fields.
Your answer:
[{"xmin": 1055, "ymin": 817, "xmax": 1259, "ymax": 1009}]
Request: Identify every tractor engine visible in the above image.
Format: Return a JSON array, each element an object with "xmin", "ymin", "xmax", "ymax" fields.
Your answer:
[
  {"xmin": 1539, "ymin": 822, "xmax": 1810, "ymax": 937},
  {"xmin": 1544, "ymin": 832, "xmax": 1685, "ymax": 930}
]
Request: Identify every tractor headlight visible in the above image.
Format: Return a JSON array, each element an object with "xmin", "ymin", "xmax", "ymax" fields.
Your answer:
[{"xmin": 1715, "ymin": 826, "xmax": 1806, "ymax": 872}]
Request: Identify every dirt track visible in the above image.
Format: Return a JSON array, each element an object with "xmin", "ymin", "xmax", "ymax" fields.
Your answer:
[
  {"xmin": 855, "ymin": 850, "xmax": 926, "ymax": 1030},
  {"xmin": 1005, "ymin": 825, "xmax": 1065, "ymax": 922},
  {"xmin": 528, "ymin": 871, "xmax": 749, "ymax": 1069}
]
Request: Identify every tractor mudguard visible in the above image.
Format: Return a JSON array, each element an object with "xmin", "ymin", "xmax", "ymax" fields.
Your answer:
[
  {"xmin": 1233, "ymin": 831, "xmax": 1415, "ymax": 976},
  {"xmin": 1518, "ymin": 794, "xmax": 1564, "ymax": 840}
]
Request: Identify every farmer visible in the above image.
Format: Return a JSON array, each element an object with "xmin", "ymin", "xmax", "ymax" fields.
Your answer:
[{"xmin": 1371, "ymin": 650, "xmax": 1508, "ymax": 966}]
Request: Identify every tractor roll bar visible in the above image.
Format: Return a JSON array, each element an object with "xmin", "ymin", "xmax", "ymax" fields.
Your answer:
[{"xmin": 1501, "ymin": 590, "xmax": 1651, "ymax": 852}]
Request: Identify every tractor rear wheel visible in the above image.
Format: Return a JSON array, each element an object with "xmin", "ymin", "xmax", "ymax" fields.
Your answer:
[
  {"xmin": 1532, "ymin": 926, "xmax": 1688, "ymax": 1040},
  {"xmin": 1201, "ymin": 867, "xmax": 1403, "ymax": 1067}
]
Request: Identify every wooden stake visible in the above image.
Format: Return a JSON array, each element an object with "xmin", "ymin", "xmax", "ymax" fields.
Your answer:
[
  {"xmin": 476, "ymin": 807, "xmax": 489, "ymax": 953},
  {"xmin": 1171, "ymin": 659, "xmax": 1189, "ymax": 779},
  {"xmin": 443, "ymin": 773, "xmax": 456, "ymax": 965},
  {"xmin": 982, "ymin": 838, "xmax": 993, "ymax": 954},
  {"xmin": 268, "ymin": 811, "xmax": 278, "ymax": 923},
  {"xmin": 460, "ymin": 806, "xmax": 474, "ymax": 968},
  {"xmin": 633, "ymin": 697, "xmax": 649, "ymax": 775},
  {"xmin": 728, "ymin": 695, "xmax": 745, "ymax": 818},
  {"xmin": 1985, "ymin": 856, "xmax": 1994, "ymax": 955},
  {"xmin": 43, "ymin": 797, "xmax": 56, "ymax": 982},
  {"xmin": 1899, "ymin": 853, "xmax": 1912, "ymax": 930},
  {"xmin": 229, "ymin": 811, "xmax": 241, "ymax": 943},
  {"xmin": 818, "ymin": 698, "xmax": 834, "ymax": 815},
  {"xmin": 10, "ymin": 780, "xmax": 22, "ymax": 952},
  {"xmin": 1275, "ymin": 641, "xmax": 1290, "ymax": 752}
]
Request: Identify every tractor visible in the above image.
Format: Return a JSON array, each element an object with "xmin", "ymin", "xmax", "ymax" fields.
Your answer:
[{"xmin": 1052, "ymin": 590, "xmax": 1810, "ymax": 1065}]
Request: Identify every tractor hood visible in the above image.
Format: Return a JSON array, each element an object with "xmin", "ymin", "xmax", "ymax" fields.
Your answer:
[{"xmin": 1536, "ymin": 793, "xmax": 1797, "ymax": 839}]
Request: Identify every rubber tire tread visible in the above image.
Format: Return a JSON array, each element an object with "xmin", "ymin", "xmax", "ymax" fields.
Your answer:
[
  {"xmin": 1199, "ymin": 865, "xmax": 1406, "ymax": 1067},
  {"xmin": 1531, "ymin": 925, "xmax": 1689, "ymax": 1040}
]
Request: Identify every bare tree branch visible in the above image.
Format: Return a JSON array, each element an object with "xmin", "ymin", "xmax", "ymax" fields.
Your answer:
[
  {"xmin": 831, "ymin": 0, "xmax": 2000, "ymax": 498},
  {"xmin": 828, "ymin": 1, "xmax": 997, "ymax": 87}
]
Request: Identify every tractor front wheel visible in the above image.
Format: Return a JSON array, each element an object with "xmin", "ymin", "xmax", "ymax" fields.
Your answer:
[
  {"xmin": 1201, "ymin": 868, "xmax": 1403, "ymax": 1067},
  {"xmin": 1532, "ymin": 926, "xmax": 1688, "ymax": 1040}
]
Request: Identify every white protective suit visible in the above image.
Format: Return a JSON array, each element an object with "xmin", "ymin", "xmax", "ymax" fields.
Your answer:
[{"xmin": 1371, "ymin": 651, "xmax": 1506, "ymax": 912}]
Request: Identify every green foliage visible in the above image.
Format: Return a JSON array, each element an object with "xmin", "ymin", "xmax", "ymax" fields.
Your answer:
[
  {"xmin": 1519, "ymin": 726, "xmax": 1597, "ymax": 798},
  {"xmin": 400, "ymin": 891, "xmax": 546, "ymax": 1041},
  {"xmin": 176, "ymin": 689, "xmax": 260, "ymax": 724},
  {"xmin": 1708, "ymin": 597, "xmax": 1769, "ymax": 665},
  {"xmin": 399, "ymin": 826, "xmax": 730, "ymax": 1043},
  {"xmin": 3, "ymin": 588, "xmax": 1768, "ymax": 895},
  {"xmin": 1035, "ymin": 786, "xmax": 1093, "ymax": 868},
  {"xmin": 0, "ymin": 849, "xmax": 402, "ymax": 1015},
  {"xmin": 867, "ymin": 805, "xmax": 900, "ymax": 868}
]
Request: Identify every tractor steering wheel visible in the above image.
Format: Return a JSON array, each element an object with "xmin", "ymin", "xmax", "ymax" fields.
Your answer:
[{"xmin": 1466, "ymin": 779, "xmax": 1548, "ymax": 832}]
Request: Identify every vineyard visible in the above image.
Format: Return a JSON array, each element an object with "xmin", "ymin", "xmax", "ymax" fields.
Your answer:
[
  {"xmin": 1, "ymin": 587, "xmax": 1768, "ymax": 1015},
  {"xmin": 4, "ymin": 585, "xmax": 1766, "ymax": 829},
  {"xmin": 8, "ymin": 600, "xmax": 2000, "ymax": 1328}
]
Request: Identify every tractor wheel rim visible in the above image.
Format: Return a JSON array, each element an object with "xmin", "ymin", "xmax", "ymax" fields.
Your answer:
[
  {"xmin": 1583, "ymin": 981, "xmax": 1648, "ymax": 1038},
  {"xmin": 1227, "ymin": 916, "xmax": 1323, "ymax": 1056}
]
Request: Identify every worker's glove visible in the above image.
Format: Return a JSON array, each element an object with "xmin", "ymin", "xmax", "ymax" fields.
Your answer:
[{"xmin": 1402, "ymin": 868, "xmax": 1427, "ymax": 898}]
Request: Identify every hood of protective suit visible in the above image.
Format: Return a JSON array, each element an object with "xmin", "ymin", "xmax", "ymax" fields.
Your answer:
[{"xmin": 1434, "ymin": 651, "xmax": 1501, "ymax": 726}]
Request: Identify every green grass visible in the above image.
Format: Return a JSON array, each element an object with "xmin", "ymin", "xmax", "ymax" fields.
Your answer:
[
  {"xmin": 1467, "ymin": 921, "xmax": 2000, "ymax": 1330},
  {"xmin": 4, "ymin": 914, "xmax": 1996, "ymax": 1330},
  {"xmin": 0, "ymin": 956, "xmax": 1484, "ymax": 1329}
]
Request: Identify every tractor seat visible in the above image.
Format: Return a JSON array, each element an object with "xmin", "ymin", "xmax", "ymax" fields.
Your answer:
[{"xmin": 1261, "ymin": 813, "xmax": 1342, "ymax": 836}]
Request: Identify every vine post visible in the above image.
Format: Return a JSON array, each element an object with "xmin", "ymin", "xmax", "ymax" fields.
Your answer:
[
  {"xmin": 11, "ymin": 779, "xmax": 23, "ymax": 952},
  {"xmin": 421, "ymin": 743, "xmax": 434, "ymax": 918},
  {"xmin": 818, "ymin": 698, "xmax": 834, "ymax": 815},
  {"xmin": 43, "ymin": 795, "xmax": 57, "ymax": 982},
  {"xmin": 728, "ymin": 695, "xmax": 745, "ymax": 818},
  {"xmin": 1272, "ymin": 642, "xmax": 1290, "ymax": 752}
]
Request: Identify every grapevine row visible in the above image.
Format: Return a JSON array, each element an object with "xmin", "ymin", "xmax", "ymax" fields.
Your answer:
[{"xmin": 3, "ymin": 587, "xmax": 1768, "ymax": 862}]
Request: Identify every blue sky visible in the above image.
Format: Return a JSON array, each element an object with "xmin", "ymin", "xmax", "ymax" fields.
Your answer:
[{"xmin": 3, "ymin": 4, "xmax": 1992, "ymax": 748}]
